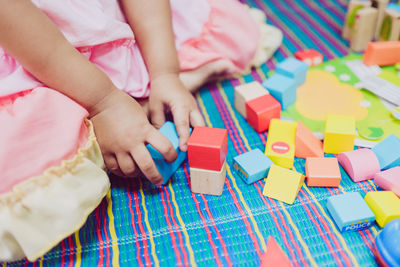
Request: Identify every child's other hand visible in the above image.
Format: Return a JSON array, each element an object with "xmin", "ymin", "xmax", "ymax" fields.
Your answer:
[
  {"xmin": 89, "ymin": 89, "xmax": 177, "ymax": 185},
  {"xmin": 149, "ymin": 73, "xmax": 205, "ymax": 151}
]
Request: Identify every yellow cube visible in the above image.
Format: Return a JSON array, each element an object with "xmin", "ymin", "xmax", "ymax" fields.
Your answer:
[
  {"xmin": 364, "ymin": 191, "xmax": 400, "ymax": 227},
  {"xmin": 323, "ymin": 114, "xmax": 355, "ymax": 154},
  {"xmin": 265, "ymin": 119, "xmax": 297, "ymax": 168},
  {"xmin": 263, "ymin": 165, "xmax": 305, "ymax": 204}
]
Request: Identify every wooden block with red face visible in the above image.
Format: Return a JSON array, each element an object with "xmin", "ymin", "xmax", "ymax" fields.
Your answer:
[
  {"xmin": 245, "ymin": 94, "xmax": 281, "ymax": 133},
  {"xmin": 187, "ymin": 127, "xmax": 228, "ymax": 171}
]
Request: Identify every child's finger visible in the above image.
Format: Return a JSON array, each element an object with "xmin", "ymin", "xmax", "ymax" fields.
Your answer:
[
  {"xmin": 172, "ymin": 107, "xmax": 190, "ymax": 152},
  {"xmin": 131, "ymin": 145, "xmax": 163, "ymax": 185},
  {"xmin": 146, "ymin": 129, "xmax": 177, "ymax": 163},
  {"xmin": 116, "ymin": 152, "xmax": 137, "ymax": 177},
  {"xmin": 104, "ymin": 154, "xmax": 125, "ymax": 177},
  {"xmin": 189, "ymin": 109, "xmax": 205, "ymax": 127},
  {"xmin": 150, "ymin": 101, "xmax": 166, "ymax": 129}
]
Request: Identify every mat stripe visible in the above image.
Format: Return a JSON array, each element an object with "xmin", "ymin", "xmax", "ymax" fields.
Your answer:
[
  {"xmin": 159, "ymin": 187, "xmax": 184, "ymax": 265},
  {"xmin": 138, "ymin": 181, "xmax": 160, "ymax": 266},
  {"xmin": 125, "ymin": 183, "xmax": 144, "ymax": 266}
]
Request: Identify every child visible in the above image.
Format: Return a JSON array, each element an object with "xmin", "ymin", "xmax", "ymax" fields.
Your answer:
[{"xmin": 0, "ymin": 0, "xmax": 282, "ymax": 262}]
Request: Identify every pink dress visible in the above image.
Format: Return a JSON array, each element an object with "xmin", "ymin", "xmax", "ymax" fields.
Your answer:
[{"xmin": 0, "ymin": 0, "xmax": 260, "ymax": 262}]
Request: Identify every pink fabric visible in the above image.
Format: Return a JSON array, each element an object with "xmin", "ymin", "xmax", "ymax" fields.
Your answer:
[
  {"xmin": 0, "ymin": 0, "xmax": 260, "ymax": 192},
  {"xmin": 0, "ymin": 0, "xmax": 259, "ymax": 98},
  {"xmin": 0, "ymin": 88, "xmax": 89, "ymax": 194}
]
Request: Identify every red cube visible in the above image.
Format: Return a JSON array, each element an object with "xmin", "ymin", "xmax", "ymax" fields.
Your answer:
[
  {"xmin": 294, "ymin": 49, "xmax": 323, "ymax": 66},
  {"xmin": 245, "ymin": 94, "xmax": 281, "ymax": 132},
  {"xmin": 187, "ymin": 127, "xmax": 228, "ymax": 171}
]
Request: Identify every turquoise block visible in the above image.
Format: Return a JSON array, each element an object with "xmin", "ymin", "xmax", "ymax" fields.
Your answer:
[
  {"xmin": 147, "ymin": 121, "xmax": 190, "ymax": 184},
  {"xmin": 275, "ymin": 57, "xmax": 308, "ymax": 87},
  {"xmin": 326, "ymin": 192, "xmax": 375, "ymax": 232},
  {"xmin": 233, "ymin": 149, "xmax": 273, "ymax": 184},
  {"xmin": 263, "ymin": 73, "xmax": 296, "ymax": 110},
  {"xmin": 372, "ymin": 134, "xmax": 400, "ymax": 170}
]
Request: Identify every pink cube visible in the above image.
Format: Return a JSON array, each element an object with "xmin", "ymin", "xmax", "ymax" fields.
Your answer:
[
  {"xmin": 374, "ymin": 167, "xmax": 400, "ymax": 197},
  {"xmin": 337, "ymin": 149, "xmax": 380, "ymax": 182}
]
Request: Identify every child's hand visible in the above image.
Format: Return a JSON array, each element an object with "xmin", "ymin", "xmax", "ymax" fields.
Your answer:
[
  {"xmin": 89, "ymin": 89, "xmax": 177, "ymax": 185},
  {"xmin": 149, "ymin": 73, "xmax": 205, "ymax": 151}
]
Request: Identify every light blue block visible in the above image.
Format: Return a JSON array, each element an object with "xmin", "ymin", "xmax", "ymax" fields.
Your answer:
[
  {"xmin": 262, "ymin": 73, "xmax": 296, "ymax": 110},
  {"xmin": 372, "ymin": 134, "xmax": 400, "ymax": 170},
  {"xmin": 275, "ymin": 57, "xmax": 308, "ymax": 87},
  {"xmin": 147, "ymin": 121, "xmax": 190, "ymax": 184},
  {"xmin": 326, "ymin": 192, "xmax": 375, "ymax": 232},
  {"xmin": 387, "ymin": 3, "xmax": 400, "ymax": 13},
  {"xmin": 233, "ymin": 149, "xmax": 273, "ymax": 184}
]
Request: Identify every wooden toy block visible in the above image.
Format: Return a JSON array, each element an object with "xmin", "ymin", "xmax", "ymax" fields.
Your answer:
[
  {"xmin": 234, "ymin": 81, "xmax": 269, "ymax": 118},
  {"xmin": 147, "ymin": 121, "xmax": 188, "ymax": 184},
  {"xmin": 260, "ymin": 236, "xmax": 293, "ymax": 267},
  {"xmin": 233, "ymin": 149, "xmax": 273, "ymax": 184},
  {"xmin": 295, "ymin": 121, "xmax": 324, "ymax": 159},
  {"xmin": 342, "ymin": 0, "xmax": 371, "ymax": 40},
  {"xmin": 374, "ymin": 167, "xmax": 400, "ymax": 197},
  {"xmin": 262, "ymin": 74, "xmax": 297, "ymax": 110},
  {"xmin": 305, "ymin": 157, "xmax": 341, "ymax": 187},
  {"xmin": 326, "ymin": 192, "xmax": 375, "ymax": 232},
  {"xmin": 274, "ymin": 57, "xmax": 308, "ymax": 87},
  {"xmin": 245, "ymin": 94, "xmax": 281, "ymax": 132},
  {"xmin": 372, "ymin": 134, "xmax": 400, "ymax": 170},
  {"xmin": 265, "ymin": 119, "xmax": 297, "ymax": 169},
  {"xmin": 365, "ymin": 191, "xmax": 400, "ymax": 227},
  {"xmin": 262, "ymin": 165, "xmax": 304, "ymax": 205},
  {"xmin": 323, "ymin": 114, "xmax": 355, "ymax": 154},
  {"xmin": 350, "ymin": 7, "xmax": 378, "ymax": 52},
  {"xmin": 187, "ymin": 127, "xmax": 228, "ymax": 171},
  {"xmin": 363, "ymin": 41, "xmax": 400, "ymax": 66},
  {"xmin": 372, "ymin": 0, "xmax": 390, "ymax": 40},
  {"xmin": 379, "ymin": 9, "xmax": 400, "ymax": 41},
  {"xmin": 337, "ymin": 148, "xmax": 380, "ymax": 182},
  {"xmin": 294, "ymin": 49, "xmax": 323, "ymax": 66},
  {"xmin": 190, "ymin": 161, "xmax": 226, "ymax": 196}
]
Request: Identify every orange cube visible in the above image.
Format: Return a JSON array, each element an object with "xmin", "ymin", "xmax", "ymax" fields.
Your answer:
[
  {"xmin": 294, "ymin": 49, "xmax": 323, "ymax": 66},
  {"xmin": 305, "ymin": 157, "xmax": 341, "ymax": 187},
  {"xmin": 245, "ymin": 94, "xmax": 281, "ymax": 132},
  {"xmin": 363, "ymin": 41, "xmax": 400, "ymax": 66}
]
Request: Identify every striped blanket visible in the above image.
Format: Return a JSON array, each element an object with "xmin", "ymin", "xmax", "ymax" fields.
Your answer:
[{"xmin": 6, "ymin": 0, "xmax": 384, "ymax": 266}]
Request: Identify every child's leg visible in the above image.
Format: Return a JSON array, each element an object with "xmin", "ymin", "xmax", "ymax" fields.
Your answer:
[{"xmin": 0, "ymin": 88, "xmax": 109, "ymax": 262}]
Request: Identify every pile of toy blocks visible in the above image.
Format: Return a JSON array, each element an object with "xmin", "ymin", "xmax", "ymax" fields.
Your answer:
[
  {"xmin": 234, "ymin": 57, "xmax": 308, "ymax": 133},
  {"xmin": 342, "ymin": 0, "xmax": 400, "ymax": 51}
]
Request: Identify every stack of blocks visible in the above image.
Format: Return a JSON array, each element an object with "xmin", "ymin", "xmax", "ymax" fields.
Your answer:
[
  {"xmin": 265, "ymin": 119, "xmax": 297, "ymax": 169},
  {"xmin": 187, "ymin": 127, "xmax": 228, "ymax": 196},
  {"xmin": 233, "ymin": 149, "xmax": 273, "ymax": 184},
  {"xmin": 263, "ymin": 57, "xmax": 308, "ymax": 110},
  {"xmin": 147, "ymin": 121, "xmax": 189, "ymax": 185},
  {"xmin": 234, "ymin": 81, "xmax": 281, "ymax": 132},
  {"xmin": 326, "ymin": 192, "xmax": 375, "ymax": 232},
  {"xmin": 323, "ymin": 114, "xmax": 356, "ymax": 154}
]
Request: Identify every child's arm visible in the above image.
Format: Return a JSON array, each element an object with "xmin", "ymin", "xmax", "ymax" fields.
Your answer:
[
  {"xmin": 0, "ymin": 0, "xmax": 176, "ymax": 184},
  {"xmin": 120, "ymin": 0, "xmax": 205, "ymax": 151}
]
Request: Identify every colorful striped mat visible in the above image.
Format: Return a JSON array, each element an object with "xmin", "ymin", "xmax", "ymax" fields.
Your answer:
[{"xmin": 5, "ymin": 0, "xmax": 387, "ymax": 266}]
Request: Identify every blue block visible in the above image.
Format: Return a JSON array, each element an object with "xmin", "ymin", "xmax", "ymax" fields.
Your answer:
[
  {"xmin": 147, "ymin": 121, "xmax": 190, "ymax": 184},
  {"xmin": 372, "ymin": 135, "xmax": 400, "ymax": 170},
  {"xmin": 375, "ymin": 218, "xmax": 400, "ymax": 267},
  {"xmin": 233, "ymin": 149, "xmax": 273, "ymax": 184},
  {"xmin": 275, "ymin": 57, "xmax": 308, "ymax": 87},
  {"xmin": 262, "ymin": 73, "xmax": 296, "ymax": 110},
  {"xmin": 326, "ymin": 192, "xmax": 375, "ymax": 232}
]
